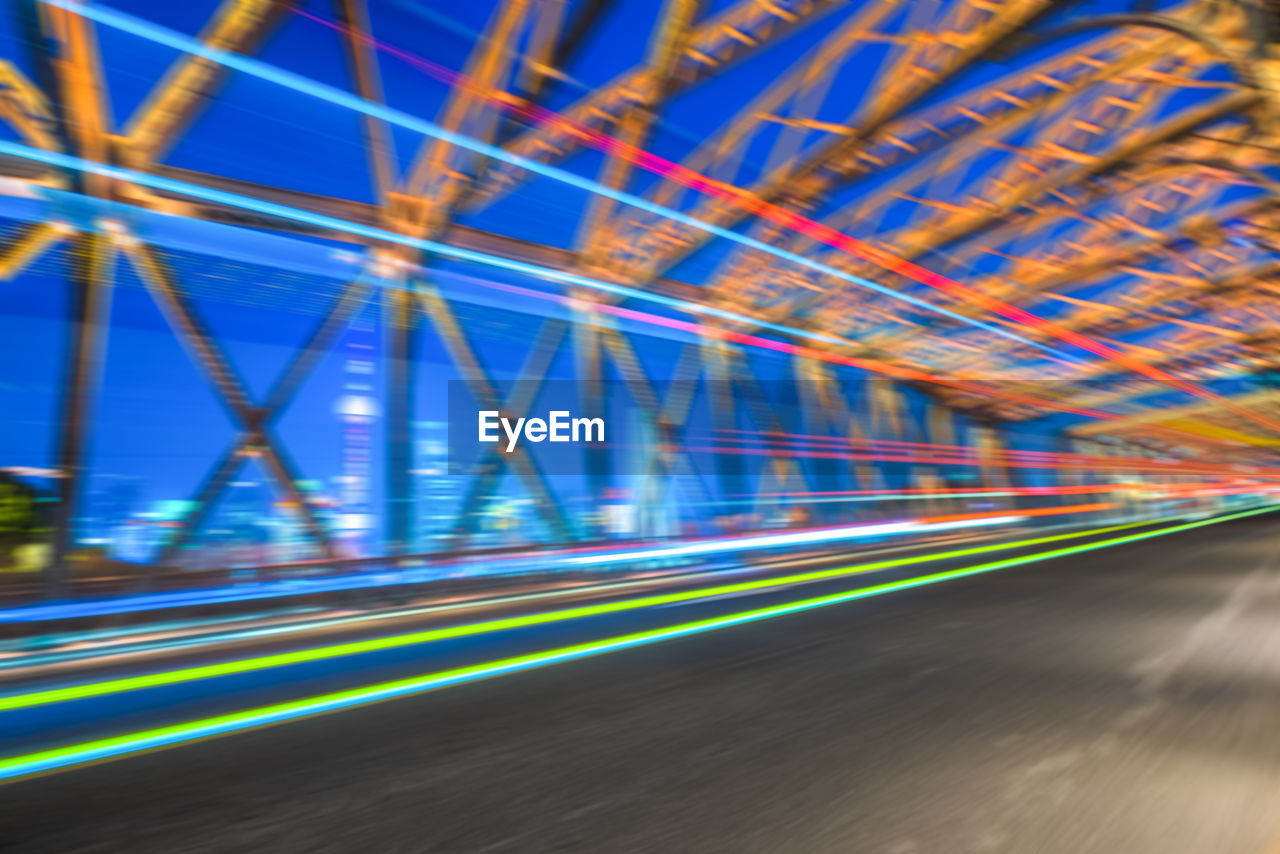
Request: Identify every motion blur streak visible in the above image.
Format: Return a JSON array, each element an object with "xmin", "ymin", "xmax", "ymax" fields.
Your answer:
[
  {"xmin": 38, "ymin": 0, "xmax": 1074, "ymax": 363},
  {"xmin": 479, "ymin": 268, "xmax": 1245, "ymax": 441},
  {"xmin": 7, "ymin": 0, "xmax": 1280, "ymax": 846},
  {"xmin": 286, "ymin": 5, "xmax": 1278, "ymax": 426},
  {"xmin": 0, "ymin": 503, "xmax": 1096, "ymax": 624},
  {"xmin": 1, "ymin": 505, "xmax": 1272, "ymax": 782},
  {"xmin": 566, "ymin": 503, "xmax": 1113, "ymax": 564},
  {"xmin": 453, "ymin": 273, "xmax": 1166, "ymax": 426},
  {"xmin": 0, "ymin": 139, "xmax": 1205, "ymax": 435},
  {"xmin": 685, "ymin": 442, "xmax": 1280, "ymax": 477},
  {"xmin": 0, "ymin": 138, "xmax": 1076, "ymax": 413},
  {"xmin": 0, "ymin": 512, "xmax": 1150, "ymax": 713}
]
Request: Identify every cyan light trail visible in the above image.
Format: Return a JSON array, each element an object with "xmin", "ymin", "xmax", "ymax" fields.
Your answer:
[
  {"xmin": 0, "ymin": 511, "xmax": 1176, "ymax": 674},
  {"xmin": 1, "ymin": 505, "xmax": 1273, "ymax": 784},
  {"xmin": 0, "ymin": 508, "xmax": 1038, "ymax": 624},
  {"xmin": 0, "ymin": 562, "xmax": 782, "ymax": 673},
  {"xmin": 0, "ymin": 139, "xmax": 1017, "ymax": 368},
  {"xmin": 39, "ymin": 0, "xmax": 1082, "ymax": 365},
  {"xmin": 0, "ymin": 141, "xmax": 1141, "ymax": 425},
  {"xmin": 62, "ymin": 0, "xmax": 1280, "ymax": 440},
  {"xmin": 0, "ymin": 512, "xmax": 1243, "ymax": 714},
  {"xmin": 91, "ymin": 0, "xmax": 1280, "ymax": 437}
]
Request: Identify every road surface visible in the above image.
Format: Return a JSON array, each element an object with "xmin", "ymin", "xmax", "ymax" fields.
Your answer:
[{"xmin": 3, "ymin": 516, "xmax": 1280, "ymax": 853}]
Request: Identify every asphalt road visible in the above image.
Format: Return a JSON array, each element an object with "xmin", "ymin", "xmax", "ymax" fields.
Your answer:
[{"xmin": 4, "ymin": 516, "xmax": 1280, "ymax": 853}]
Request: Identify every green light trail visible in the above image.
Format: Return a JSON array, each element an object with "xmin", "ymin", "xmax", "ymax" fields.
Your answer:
[
  {"xmin": 0, "ymin": 517, "xmax": 1159, "ymax": 712},
  {"xmin": 0, "ymin": 505, "xmax": 1273, "ymax": 783}
]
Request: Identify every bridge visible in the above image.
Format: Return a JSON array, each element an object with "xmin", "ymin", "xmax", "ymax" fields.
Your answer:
[{"xmin": 3, "ymin": 0, "xmax": 1280, "ymax": 850}]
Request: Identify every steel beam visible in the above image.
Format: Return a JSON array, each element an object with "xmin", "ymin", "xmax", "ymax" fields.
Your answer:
[
  {"xmin": 461, "ymin": 0, "xmax": 848, "ymax": 214},
  {"xmin": 122, "ymin": 0, "xmax": 291, "ymax": 165},
  {"xmin": 125, "ymin": 241, "xmax": 338, "ymax": 561},
  {"xmin": 49, "ymin": 231, "xmax": 114, "ymax": 594}
]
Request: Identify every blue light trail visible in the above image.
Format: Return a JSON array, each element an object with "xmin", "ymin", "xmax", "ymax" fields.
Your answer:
[{"xmin": 39, "ymin": 0, "xmax": 1084, "ymax": 365}]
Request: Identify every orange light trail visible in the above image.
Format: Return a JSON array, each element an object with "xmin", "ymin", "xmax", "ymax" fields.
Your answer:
[
  {"xmin": 681, "ymin": 443, "xmax": 1280, "ymax": 479},
  {"xmin": 709, "ymin": 428, "xmax": 1253, "ymax": 467},
  {"xmin": 747, "ymin": 481, "xmax": 1263, "ymax": 499}
]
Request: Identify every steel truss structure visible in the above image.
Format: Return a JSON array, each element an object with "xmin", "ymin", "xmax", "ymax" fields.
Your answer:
[{"xmin": 3, "ymin": 0, "xmax": 1280, "ymax": 591}]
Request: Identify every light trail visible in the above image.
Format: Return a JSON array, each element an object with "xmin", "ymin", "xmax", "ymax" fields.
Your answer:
[
  {"xmin": 0, "ymin": 505, "xmax": 1274, "ymax": 783},
  {"xmin": 0, "ymin": 505, "xmax": 1082, "ymax": 624},
  {"xmin": 290, "ymin": 3, "xmax": 1280, "ymax": 432},
  {"xmin": 704, "ymin": 428, "xmax": 1280, "ymax": 476},
  {"xmin": 681, "ymin": 442, "xmax": 1280, "ymax": 478},
  {"xmin": 714, "ymin": 427, "xmax": 1158, "ymax": 459},
  {"xmin": 475, "ymin": 275, "xmax": 1248, "ymax": 447},
  {"xmin": 459, "ymin": 274, "xmax": 1170, "ymax": 427},
  {"xmin": 0, "ymin": 559, "xmax": 821, "ymax": 673},
  {"xmin": 0, "ymin": 514, "xmax": 1159, "ymax": 713},
  {"xmin": 1, "ymin": 141, "xmax": 1196, "ymax": 434},
  {"xmin": 564, "ymin": 517, "xmax": 1023, "ymax": 566},
  {"xmin": 25, "ymin": 3, "xmax": 1269, "ymax": 446},
  {"xmin": 5, "ymin": 510, "xmax": 1136, "ymax": 674},
  {"xmin": 708, "ymin": 426, "xmax": 1221, "ymax": 461},
  {"xmin": 743, "ymin": 482, "xmax": 1274, "ymax": 502},
  {"xmin": 745, "ymin": 481, "xmax": 1251, "ymax": 499},
  {"xmin": 566, "ymin": 503, "xmax": 1113, "ymax": 566},
  {"xmin": 39, "ymin": 0, "xmax": 1077, "ymax": 365}
]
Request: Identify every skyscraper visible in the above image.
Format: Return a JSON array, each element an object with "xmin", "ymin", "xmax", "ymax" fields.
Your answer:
[
  {"xmin": 334, "ymin": 311, "xmax": 379, "ymax": 557},
  {"xmin": 412, "ymin": 419, "xmax": 455, "ymax": 551}
]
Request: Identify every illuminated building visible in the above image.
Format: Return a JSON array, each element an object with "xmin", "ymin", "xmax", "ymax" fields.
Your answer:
[
  {"xmin": 333, "ymin": 311, "xmax": 380, "ymax": 558},
  {"xmin": 411, "ymin": 420, "xmax": 455, "ymax": 551}
]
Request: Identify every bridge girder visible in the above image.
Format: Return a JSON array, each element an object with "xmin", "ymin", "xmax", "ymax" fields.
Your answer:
[{"xmin": 4, "ymin": 0, "xmax": 1280, "ymax": 571}]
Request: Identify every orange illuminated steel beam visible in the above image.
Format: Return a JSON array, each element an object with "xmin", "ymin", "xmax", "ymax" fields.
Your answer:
[
  {"xmin": 336, "ymin": 0, "xmax": 400, "ymax": 206},
  {"xmin": 386, "ymin": 0, "xmax": 582, "ymax": 548},
  {"xmin": 460, "ymin": 0, "xmax": 849, "ymax": 214},
  {"xmin": 600, "ymin": 0, "xmax": 1062, "ymax": 283},
  {"xmin": 1071, "ymin": 388, "xmax": 1280, "ymax": 441},
  {"xmin": 121, "ymin": 240, "xmax": 340, "ymax": 562},
  {"xmin": 713, "ymin": 52, "xmax": 1222, "ymax": 344},
  {"xmin": 0, "ymin": 59, "xmax": 61, "ymax": 151},
  {"xmin": 574, "ymin": 0, "xmax": 702, "ymax": 261},
  {"xmin": 121, "ymin": 0, "xmax": 292, "ymax": 166},
  {"xmin": 36, "ymin": 0, "xmax": 117, "ymax": 595}
]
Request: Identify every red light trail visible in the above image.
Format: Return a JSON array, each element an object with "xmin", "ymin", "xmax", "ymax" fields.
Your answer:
[{"xmin": 292, "ymin": 7, "xmax": 1280, "ymax": 436}]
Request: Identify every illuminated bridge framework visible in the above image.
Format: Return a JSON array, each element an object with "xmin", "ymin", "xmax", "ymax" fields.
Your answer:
[{"xmin": 3, "ymin": 0, "xmax": 1280, "ymax": 595}]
